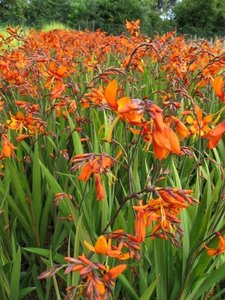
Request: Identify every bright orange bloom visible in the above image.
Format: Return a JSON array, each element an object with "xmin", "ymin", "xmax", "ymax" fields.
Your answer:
[
  {"xmin": 206, "ymin": 121, "xmax": 225, "ymax": 149},
  {"xmin": 72, "ymin": 153, "xmax": 116, "ymax": 201},
  {"xmin": 7, "ymin": 111, "xmax": 32, "ymax": 133},
  {"xmin": 78, "ymin": 159, "xmax": 97, "ymax": 181},
  {"xmin": 44, "ymin": 61, "xmax": 67, "ymax": 87},
  {"xmin": 94, "ymin": 174, "xmax": 105, "ymax": 201},
  {"xmin": 7, "ymin": 111, "xmax": 45, "ymax": 135},
  {"xmin": 103, "ymin": 264, "xmax": 127, "ymax": 282},
  {"xmin": 151, "ymin": 108, "xmax": 180, "ymax": 160},
  {"xmin": 126, "ymin": 19, "xmax": 140, "ymax": 36},
  {"xmin": 117, "ymin": 97, "xmax": 144, "ymax": 125},
  {"xmin": 83, "ymin": 235, "xmax": 131, "ymax": 260},
  {"xmin": 186, "ymin": 105, "xmax": 213, "ymax": 136},
  {"xmin": 84, "ymin": 235, "xmax": 120, "ymax": 256},
  {"xmin": 75, "ymin": 154, "xmax": 114, "ymax": 181},
  {"xmin": 204, "ymin": 233, "xmax": 225, "ymax": 256},
  {"xmin": 212, "ymin": 76, "xmax": 225, "ymax": 103},
  {"xmin": 15, "ymin": 134, "xmax": 30, "ymax": 142},
  {"xmin": 84, "ymin": 231, "xmax": 138, "ymax": 260},
  {"xmin": 63, "ymin": 254, "xmax": 126, "ymax": 299},
  {"xmin": 50, "ymin": 80, "xmax": 66, "ymax": 99},
  {"xmin": 133, "ymin": 200, "xmax": 148, "ymax": 243},
  {"xmin": 0, "ymin": 134, "xmax": 17, "ymax": 158},
  {"xmin": 133, "ymin": 188, "xmax": 197, "ymax": 245},
  {"xmin": 85, "ymin": 85, "xmax": 106, "ymax": 107},
  {"xmin": 43, "ymin": 61, "xmax": 67, "ymax": 99},
  {"xmin": 0, "ymin": 101, "xmax": 4, "ymax": 111},
  {"xmin": 87, "ymin": 80, "xmax": 145, "ymax": 126},
  {"xmin": 172, "ymin": 117, "xmax": 190, "ymax": 141},
  {"xmin": 104, "ymin": 80, "xmax": 118, "ymax": 110}
]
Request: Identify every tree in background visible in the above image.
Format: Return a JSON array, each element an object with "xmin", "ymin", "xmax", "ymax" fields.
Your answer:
[
  {"xmin": 174, "ymin": 0, "xmax": 225, "ymax": 37},
  {"xmin": 0, "ymin": 0, "xmax": 29, "ymax": 25},
  {"xmin": 68, "ymin": 0, "xmax": 93, "ymax": 30},
  {"xmin": 0, "ymin": 0, "xmax": 176, "ymax": 35},
  {"xmin": 0, "ymin": 0, "xmax": 224, "ymax": 38},
  {"xmin": 74, "ymin": 0, "xmax": 177, "ymax": 35},
  {"xmin": 92, "ymin": 0, "xmax": 144, "ymax": 34},
  {"xmin": 26, "ymin": 0, "xmax": 72, "ymax": 28}
]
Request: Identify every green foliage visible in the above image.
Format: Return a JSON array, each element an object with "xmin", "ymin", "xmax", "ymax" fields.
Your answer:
[
  {"xmin": 26, "ymin": 0, "xmax": 72, "ymax": 28},
  {"xmin": 0, "ymin": 0, "xmax": 176, "ymax": 35},
  {"xmin": 0, "ymin": 0, "xmax": 29, "ymax": 25},
  {"xmin": 174, "ymin": 0, "xmax": 225, "ymax": 37},
  {"xmin": 92, "ymin": 0, "xmax": 144, "ymax": 34},
  {"xmin": 0, "ymin": 0, "xmax": 225, "ymax": 37}
]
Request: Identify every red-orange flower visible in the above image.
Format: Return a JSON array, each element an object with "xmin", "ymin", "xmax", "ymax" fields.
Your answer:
[
  {"xmin": 94, "ymin": 174, "xmax": 105, "ymax": 200},
  {"xmin": 133, "ymin": 200, "xmax": 148, "ymax": 243},
  {"xmin": 186, "ymin": 105, "xmax": 213, "ymax": 137},
  {"xmin": 133, "ymin": 188, "xmax": 197, "ymax": 245},
  {"xmin": 103, "ymin": 264, "xmax": 127, "ymax": 282},
  {"xmin": 72, "ymin": 153, "xmax": 116, "ymax": 201},
  {"xmin": 84, "ymin": 235, "xmax": 120, "ymax": 257},
  {"xmin": 204, "ymin": 233, "xmax": 225, "ymax": 256},
  {"xmin": 0, "ymin": 134, "xmax": 17, "ymax": 159},
  {"xmin": 87, "ymin": 80, "xmax": 145, "ymax": 126},
  {"xmin": 171, "ymin": 116, "xmax": 190, "ymax": 141},
  {"xmin": 126, "ymin": 19, "xmax": 141, "ymax": 36},
  {"xmin": 206, "ymin": 121, "xmax": 225, "ymax": 149},
  {"xmin": 151, "ymin": 106, "xmax": 180, "ymax": 160},
  {"xmin": 212, "ymin": 76, "xmax": 225, "ymax": 103},
  {"xmin": 62, "ymin": 254, "xmax": 127, "ymax": 299},
  {"xmin": 7, "ymin": 111, "xmax": 45, "ymax": 135}
]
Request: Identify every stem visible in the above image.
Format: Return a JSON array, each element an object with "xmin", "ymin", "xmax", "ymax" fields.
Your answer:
[{"xmin": 101, "ymin": 186, "xmax": 156, "ymax": 234}]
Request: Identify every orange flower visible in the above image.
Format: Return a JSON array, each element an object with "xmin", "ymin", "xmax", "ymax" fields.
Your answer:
[
  {"xmin": 84, "ymin": 235, "xmax": 121, "ymax": 257},
  {"xmin": 212, "ymin": 76, "xmax": 225, "ymax": 103},
  {"xmin": 72, "ymin": 153, "xmax": 116, "ymax": 201},
  {"xmin": 206, "ymin": 121, "xmax": 225, "ymax": 149},
  {"xmin": 7, "ymin": 111, "xmax": 45, "ymax": 135},
  {"xmin": 85, "ymin": 85, "xmax": 105, "ymax": 106},
  {"xmin": 91, "ymin": 80, "xmax": 145, "ymax": 126},
  {"xmin": 103, "ymin": 264, "xmax": 127, "ymax": 282},
  {"xmin": 75, "ymin": 154, "xmax": 114, "ymax": 181},
  {"xmin": 84, "ymin": 234, "xmax": 134, "ymax": 260},
  {"xmin": 45, "ymin": 61, "xmax": 67, "ymax": 87},
  {"xmin": 126, "ymin": 19, "xmax": 140, "ymax": 36},
  {"xmin": 186, "ymin": 105, "xmax": 213, "ymax": 136},
  {"xmin": 133, "ymin": 200, "xmax": 148, "ymax": 243},
  {"xmin": 7, "ymin": 111, "xmax": 26, "ymax": 133},
  {"xmin": 94, "ymin": 174, "xmax": 105, "ymax": 201},
  {"xmin": 133, "ymin": 188, "xmax": 197, "ymax": 245},
  {"xmin": 204, "ymin": 233, "xmax": 225, "ymax": 256},
  {"xmin": 152, "ymin": 110, "xmax": 180, "ymax": 160},
  {"xmin": 78, "ymin": 159, "xmax": 96, "ymax": 181},
  {"xmin": 104, "ymin": 80, "xmax": 118, "ymax": 111},
  {"xmin": 0, "ymin": 101, "xmax": 4, "ymax": 111},
  {"xmin": 172, "ymin": 117, "xmax": 190, "ymax": 141},
  {"xmin": 1, "ymin": 134, "xmax": 17, "ymax": 158},
  {"xmin": 117, "ymin": 97, "xmax": 145, "ymax": 125},
  {"xmin": 50, "ymin": 80, "xmax": 66, "ymax": 99}
]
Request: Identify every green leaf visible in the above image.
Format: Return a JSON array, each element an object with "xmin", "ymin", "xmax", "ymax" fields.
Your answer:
[
  {"xmin": 23, "ymin": 247, "xmax": 65, "ymax": 264},
  {"xmin": 19, "ymin": 287, "xmax": 36, "ymax": 300},
  {"xmin": 118, "ymin": 274, "xmax": 139, "ymax": 300},
  {"xmin": 32, "ymin": 142, "xmax": 42, "ymax": 230},
  {"xmin": 139, "ymin": 276, "xmax": 158, "ymax": 300},
  {"xmin": 187, "ymin": 263, "xmax": 225, "ymax": 300},
  {"xmin": 10, "ymin": 247, "xmax": 21, "ymax": 300}
]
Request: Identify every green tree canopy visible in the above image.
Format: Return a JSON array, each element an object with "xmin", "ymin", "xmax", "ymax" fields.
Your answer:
[
  {"xmin": 1, "ymin": 0, "xmax": 225, "ymax": 38},
  {"xmin": 174, "ymin": 0, "xmax": 225, "ymax": 37},
  {"xmin": 0, "ymin": 0, "xmax": 29, "ymax": 25}
]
